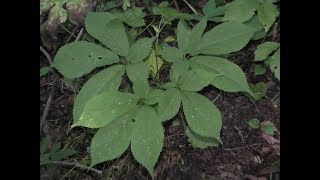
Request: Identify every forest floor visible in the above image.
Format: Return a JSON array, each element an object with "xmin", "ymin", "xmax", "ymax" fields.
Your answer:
[{"xmin": 40, "ymin": 1, "xmax": 280, "ymax": 179}]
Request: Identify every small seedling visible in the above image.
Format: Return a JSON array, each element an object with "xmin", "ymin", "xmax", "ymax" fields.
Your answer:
[
  {"xmin": 40, "ymin": 136, "xmax": 77, "ymax": 164},
  {"xmin": 247, "ymin": 118, "xmax": 260, "ymax": 129},
  {"xmin": 261, "ymin": 124, "xmax": 275, "ymax": 135}
]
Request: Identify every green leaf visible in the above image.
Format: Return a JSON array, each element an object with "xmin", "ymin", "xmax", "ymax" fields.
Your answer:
[
  {"xmin": 151, "ymin": 25, "xmax": 160, "ymax": 34},
  {"xmin": 258, "ymin": 2, "xmax": 279, "ymax": 32},
  {"xmin": 186, "ymin": 126, "xmax": 220, "ymax": 148},
  {"xmin": 176, "ymin": 16, "xmax": 208, "ymax": 55},
  {"xmin": 244, "ymin": 15, "xmax": 267, "ymax": 40},
  {"xmin": 153, "ymin": 5, "xmax": 193, "ymax": 21},
  {"xmin": 160, "ymin": 82, "xmax": 176, "ymax": 89},
  {"xmin": 164, "ymin": 36, "xmax": 175, "ymax": 42},
  {"xmin": 223, "ymin": 0, "xmax": 260, "ymax": 23},
  {"xmin": 177, "ymin": 19, "xmax": 191, "ymax": 54},
  {"xmin": 51, "ymin": 143, "xmax": 61, "ymax": 153},
  {"xmin": 40, "ymin": 136, "xmax": 51, "ymax": 154},
  {"xmin": 204, "ymin": 0, "xmax": 216, "ymax": 9},
  {"xmin": 133, "ymin": 80, "xmax": 151, "ymax": 99},
  {"xmin": 40, "ymin": 154, "xmax": 51, "ymax": 163},
  {"xmin": 255, "ymin": 64, "xmax": 266, "ymax": 75},
  {"xmin": 114, "ymin": 7, "xmax": 145, "ymax": 27},
  {"xmin": 126, "ymin": 62, "xmax": 150, "ymax": 83},
  {"xmin": 257, "ymin": 0, "xmax": 278, "ymax": 3},
  {"xmin": 264, "ymin": 57, "xmax": 271, "ymax": 65},
  {"xmin": 178, "ymin": 68, "xmax": 214, "ymax": 92},
  {"xmin": 158, "ymin": 88, "xmax": 181, "ymax": 122},
  {"xmin": 247, "ymin": 118, "xmax": 260, "ymax": 129},
  {"xmin": 181, "ymin": 91, "xmax": 222, "ymax": 140},
  {"xmin": 53, "ymin": 41, "xmax": 119, "ymax": 79},
  {"xmin": 159, "ymin": 47, "xmax": 184, "ymax": 62},
  {"xmin": 252, "ymin": 30, "xmax": 268, "ymax": 40},
  {"xmin": 40, "ymin": 67, "xmax": 51, "ymax": 77},
  {"xmin": 40, "ymin": 0, "xmax": 55, "ymax": 14},
  {"xmin": 145, "ymin": 89, "xmax": 164, "ymax": 105},
  {"xmin": 261, "ymin": 124, "xmax": 275, "ymax": 135},
  {"xmin": 72, "ymin": 92, "xmax": 139, "ymax": 128},
  {"xmin": 203, "ymin": 0, "xmax": 225, "ymax": 18},
  {"xmin": 170, "ymin": 61, "xmax": 190, "ymax": 84},
  {"xmin": 51, "ymin": 149, "xmax": 77, "ymax": 161},
  {"xmin": 127, "ymin": 28, "xmax": 138, "ymax": 46},
  {"xmin": 254, "ymin": 41, "xmax": 279, "ymax": 61},
  {"xmin": 122, "ymin": 0, "xmax": 131, "ymax": 10},
  {"xmin": 73, "ymin": 65, "xmax": 125, "ymax": 123},
  {"xmin": 128, "ymin": 37, "xmax": 155, "ymax": 63},
  {"xmin": 90, "ymin": 111, "xmax": 134, "ymax": 166},
  {"xmin": 250, "ymin": 82, "xmax": 267, "ymax": 101},
  {"xmin": 131, "ymin": 105, "xmax": 164, "ymax": 177},
  {"xmin": 188, "ymin": 16, "xmax": 208, "ymax": 55},
  {"xmin": 209, "ymin": 16, "xmax": 224, "ymax": 23},
  {"xmin": 191, "ymin": 56, "xmax": 253, "ymax": 95},
  {"xmin": 85, "ymin": 13, "xmax": 129, "ymax": 56},
  {"xmin": 146, "ymin": 49, "xmax": 164, "ymax": 78},
  {"xmin": 199, "ymin": 22, "xmax": 255, "ymax": 55},
  {"xmin": 268, "ymin": 48, "xmax": 280, "ymax": 80}
]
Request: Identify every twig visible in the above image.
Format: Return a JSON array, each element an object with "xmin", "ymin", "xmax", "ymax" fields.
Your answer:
[
  {"xmin": 272, "ymin": 92, "xmax": 280, "ymax": 101},
  {"xmin": 65, "ymin": 25, "xmax": 80, "ymax": 43},
  {"xmin": 40, "ymin": 47, "xmax": 59, "ymax": 133},
  {"xmin": 173, "ymin": 0, "xmax": 180, "ymax": 11},
  {"xmin": 40, "ymin": 161, "xmax": 103, "ymax": 174},
  {"xmin": 61, "ymin": 24, "xmax": 77, "ymax": 39},
  {"xmin": 40, "ymin": 46, "xmax": 53, "ymax": 65},
  {"xmin": 250, "ymin": 98, "xmax": 262, "ymax": 114},
  {"xmin": 223, "ymin": 143, "xmax": 262, "ymax": 151},
  {"xmin": 213, "ymin": 93, "xmax": 221, "ymax": 102},
  {"xmin": 234, "ymin": 126, "xmax": 245, "ymax": 143},
  {"xmin": 182, "ymin": 0, "xmax": 198, "ymax": 15},
  {"xmin": 40, "ymin": 77, "xmax": 58, "ymax": 132},
  {"xmin": 75, "ymin": 27, "xmax": 84, "ymax": 41},
  {"xmin": 136, "ymin": 18, "xmax": 155, "ymax": 37}
]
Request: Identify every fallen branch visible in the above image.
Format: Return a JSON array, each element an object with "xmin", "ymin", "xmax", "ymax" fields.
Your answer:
[{"xmin": 40, "ymin": 161, "xmax": 103, "ymax": 174}]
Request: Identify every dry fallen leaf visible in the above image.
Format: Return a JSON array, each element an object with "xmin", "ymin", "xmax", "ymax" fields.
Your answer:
[
  {"xmin": 261, "ymin": 133, "xmax": 280, "ymax": 155},
  {"xmin": 261, "ymin": 146, "xmax": 271, "ymax": 154}
]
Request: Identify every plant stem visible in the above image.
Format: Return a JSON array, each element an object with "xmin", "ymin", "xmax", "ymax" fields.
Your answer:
[
  {"xmin": 61, "ymin": 24, "xmax": 77, "ymax": 38},
  {"xmin": 173, "ymin": 0, "xmax": 180, "ymax": 11},
  {"xmin": 154, "ymin": 38, "xmax": 160, "ymax": 85},
  {"xmin": 40, "ymin": 46, "xmax": 53, "ymax": 65},
  {"xmin": 137, "ymin": 18, "xmax": 155, "ymax": 37},
  {"xmin": 182, "ymin": 0, "xmax": 198, "ymax": 15},
  {"xmin": 153, "ymin": 17, "xmax": 166, "ymax": 85},
  {"xmin": 75, "ymin": 27, "xmax": 84, "ymax": 41}
]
